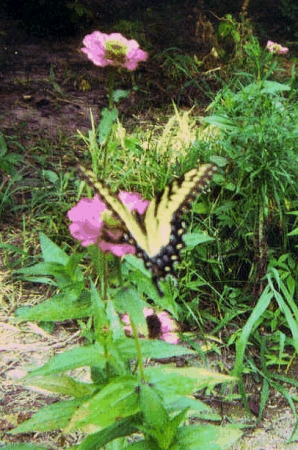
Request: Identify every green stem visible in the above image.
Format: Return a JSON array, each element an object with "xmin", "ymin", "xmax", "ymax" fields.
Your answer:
[
  {"xmin": 108, "ymin": 67, "xmax": 115, "ymax": 110},
  {"xmin": 102, "ymin": 253, "xmax": 108, "ymax": 300},
  {"xmin": 130, "ymin": 315, "xmax": 146, "ymax": 382}
]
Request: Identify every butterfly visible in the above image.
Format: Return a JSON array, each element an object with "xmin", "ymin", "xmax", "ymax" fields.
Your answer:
[{"xmin": 78, "ymin": 163, "xmax": 217, "ymax": 295}]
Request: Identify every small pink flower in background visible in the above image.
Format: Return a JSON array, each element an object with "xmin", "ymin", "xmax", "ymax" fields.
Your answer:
[
  {"xmin": 266, "ymin": 40, "xmax": 289, "ymax": 55},
  {"xmin": 157, "ymin": 311, "xmax": 180, "ymax": 344},
  {"xmin": 68, "ymin": 191, "xmax": 149, "ymax": 257},
  {"xmin": 81, "ymin": 31, "xmax": 148, "ymax": 70},
  {"xmin": 121, "ymin": 308, "xmax": 180, "ymax": 344}
]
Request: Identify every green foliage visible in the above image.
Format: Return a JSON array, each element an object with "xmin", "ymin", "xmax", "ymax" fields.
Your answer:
[
  {"xmin": 149, "ymin": 40, "xmax": 298, "ymax": 424},
  {"xmin": 154, "ymin": 48, "xmax": 214, "ymax": 103},
  {"xmin": 216, "ymin": 14, "xmax": 243, "ymax": 61},
  {"xmin": 280, "ymin": 0, "xmax": 298, "ymax": 38},
  {"xmin": 202, "ymin": 78, "xmax": 298, "ymax": 290},
  {"xmin": 0, "ymin": 132, "xmax": 24, "ymax": 216},
  {"xmin": 0, "ymin": 132, "xmax": 24, "ymax": 175},
  {"xmin": 10, "ymin": 234, "xmax": 240, "ymax": 448}
]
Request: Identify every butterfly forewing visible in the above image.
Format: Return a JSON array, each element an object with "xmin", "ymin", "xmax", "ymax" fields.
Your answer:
[
  {"xmin": 143, "ymin": 163, "xmax": 218, "ymax": 257},
  {"xmin": 77, "ymin": 165, "xmax": 149, "ymax": 250}
]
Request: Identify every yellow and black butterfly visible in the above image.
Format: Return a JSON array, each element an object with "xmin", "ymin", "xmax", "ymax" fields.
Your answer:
[{"xmin": 78, "ymin": 163, "xmax": 217, "ymax": 294}]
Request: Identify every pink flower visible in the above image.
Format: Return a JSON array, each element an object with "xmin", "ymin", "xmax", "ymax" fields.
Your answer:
[
  {"xmin": 157, "ymin": 311, "xmax": 180, "ymax": 344},
  {"xmin": 68, "ymin": 191, "xmax": 149, "ymax": 257},
  {"xmin": 121, "ymin": 308, "xmax": 180, "ymax": 344},
  {"xmin": 81, "ymin": 31, "xmax": 148, "ymax": 70},
  {"xmin": 266, "ymin": 40, "xmax": 289, "ymax": 55}
]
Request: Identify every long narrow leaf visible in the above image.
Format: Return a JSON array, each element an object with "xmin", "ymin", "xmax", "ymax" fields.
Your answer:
[
  {"xmin": 232, "ymin": 286, "xmax": 273, "ymax": 378},
  {"xmin": 267, "ymin": 277, "xmax": 298, "ymax": 354}
]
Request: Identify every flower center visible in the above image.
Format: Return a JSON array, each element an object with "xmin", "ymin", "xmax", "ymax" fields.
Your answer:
[{"xmin": 105, "ymin": 40, "xmax": 127, "ymax": 65}]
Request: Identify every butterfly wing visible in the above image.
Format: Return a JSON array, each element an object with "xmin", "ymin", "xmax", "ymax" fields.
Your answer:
[
  {"xmin": 77, "ymin": 163, "xmax": 217, "ymax": 292},
  {"xmin": 78, "ymin": 165, "xmax": 150, "ymax": 249},
  {"xmin": 143, "ymin": 163, "xmax": 218, "ymax": 258}
]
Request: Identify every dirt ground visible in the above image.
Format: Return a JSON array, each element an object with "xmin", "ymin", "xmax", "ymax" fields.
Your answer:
[{"xmin": 1, "ymin": 10, "xmax": 298, "ymax": 450}]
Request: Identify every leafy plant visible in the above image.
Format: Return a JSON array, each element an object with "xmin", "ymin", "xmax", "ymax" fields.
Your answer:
[
  {"xmin": 190, "ymin": 45, "xmax": 298, "ymax": 427},
  {"xmin": 0, "ymin": 132, "xmax": 25, "ymax": 217},
  {"xmin": 154, "ymin": 48, "xmax": 214, "ymax": 103},
  {"xmin": 11, "ymin": 233, "xmax": 242, "ymax": 449},
  {"xmin": 203, "ymin": 78, "xmax": 298, "ymax": 295}
]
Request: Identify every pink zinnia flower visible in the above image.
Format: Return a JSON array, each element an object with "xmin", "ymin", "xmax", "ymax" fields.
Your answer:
[
  {"xmin": 266, "ymin": 40, "xmax": 289, "ymax": 55},
  {"xmin": 68, "ymin": 191, "xmax": 149, "ymax": 257},
  {"xmin": 121, "ymin": 308, "xmax": 180, "ymax": 344},
  {"xmin": 81, "ymin": 31, "xmax": 148, "ymax": 70}
]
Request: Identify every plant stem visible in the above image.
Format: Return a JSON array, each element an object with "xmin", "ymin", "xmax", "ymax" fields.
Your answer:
[{"xmin": 130, "ymin": 315, "xmax": 146, "ymax": 383}]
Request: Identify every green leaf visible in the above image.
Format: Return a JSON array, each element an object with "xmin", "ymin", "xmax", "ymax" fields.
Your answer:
[
  {"xmin": 98, "ymin": 107, "xmax": 118, "ymax": 144},
  {"xmin": 0, "ymin": 131, "xmax": 8, "ymax": 156},
  {"xmin": 42, "ymin": 169, "xmax": 59, "ymax": 184},
  {"xmin": 65, "ymin": 377, "xmax": 139, "ymax": 432},
  {"xmin": 202, "ymin": 115, "xmax": 236, "ymax": 130},
  {"xmin": 15, "ymin": 285, "xmax": 89, "ymax": 322},
  {"xmin": 145, "ymin": 366, "xmax": 235, "ymax": 399},
  {"xmin": 26, "ymin": 342, "xmax": 105, "ymax": 376},
  {"xmin": 209, "ymin": 155, "xmax": 227, "ymax": 168},
  {"xmin": 0, "ymin": 242, "xmax": 27, "ymax": 255},
  {"xmin": 139, "ymin": 383, "xmax": 168, "ymax": 430},
  {"xmin": 288, "ymin": 228, "xmax": 298, "ymax": 236},
  {"xmin": 113, "ymin": 288, "xmax": 148, "ymax": 337},
  {"xmin": 106, "ymin": 297, "xmax": 133, "ymax": 340},
  {"xmin": 15, "ymin": 261, "xmax": 65, "ymax": 278},
  {"xmin": 121, "ymin": 258, "xmax": 178, "ymax": 315},
  {"xmin": 260, "ymin": 81, "xmax": 290, "ymax": 94},
  {"xmin": 9, "ymin": 399, "xmax": 83, "ymax": 434},
  {"xmin": 140, "ymin": 405, "xmax": 188, "ymax": 450},
  {"xmin": 117, "ymin": 339, "xmax": 195, "ymax": 360},
  {"xmin": 184, "ymin": 232, "xmax": 214, "ymax": 248},
  {"xmin": 258, "ymin": 379, "xmax": 269, "ymax": 424},
  {"xmin": 24, "ymin": 374, "xmax": 96, "ymax": 397},
  {"xmin": 167, "ymin": 396, "xmax": 214, "ymax": 418},
  {"xmin": 39, "ymin": 232, "xmax": 69, "ymax": 264},
  {"xmin": 177, "ymin": 423, "xmax": 242, "ymax": 449},
  {"xmin": 148, "ymin": 407, "xmax": 188, "ymax": 450},
  {"xmin": 124, "ymin": 442, "xmax": 154, "ymax": 450},
  {"xmin": 232, "ymin": 286, "xmax": 273, "ymax": 379},
  {"xmin": 77, "ymin": 414, "xmax": 142, "ymax": 449},
  {"xmin": 268, "ymin": 275, "xmax": 298, "ymax": 355},
  {"xmin": 15, "ymin": 258, "xmax": 84, "ymax": 288},
  {"xmin": 113, "ymin": 89, "xmax": 130, "ymax": 102},
  {"xmin": 64, "ymin": 253, "xmax": 85, "ymax": 281}
]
